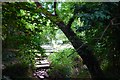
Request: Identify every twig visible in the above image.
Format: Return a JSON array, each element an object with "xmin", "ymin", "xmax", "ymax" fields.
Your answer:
[
  {"xmin": 67, "ymin": 43, "xmax": 85, "ymax": 58},
  {"xmin": 97, "ymin": 18, "xmax": 115, "ymax": 43},
  {"xmin": 99, "ymin": 23, "xmax": 110, "ymax": 41}
]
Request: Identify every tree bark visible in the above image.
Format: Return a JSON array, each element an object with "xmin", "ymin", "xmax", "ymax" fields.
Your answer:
[{"xmin": 57, "ymin": 22, "xmax": 105, "ymax": 80}]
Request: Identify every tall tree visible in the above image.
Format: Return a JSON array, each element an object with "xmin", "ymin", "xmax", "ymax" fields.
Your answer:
[
  {"xmin": 34, "ymin": 2, "xmax": 105, "ymax": 80},
  {"xmin": 2, "ymin": 2, "xmax": 119, "ymax": 80}
]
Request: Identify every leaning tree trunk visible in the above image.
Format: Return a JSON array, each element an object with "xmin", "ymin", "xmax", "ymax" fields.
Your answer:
[
  {"xmin": 34, "ymin": 2, "xmax": 106, "ymax": 79},
  {"xmin": 57, "ymin": 22, "xmax": 105, "ymax": 80}
]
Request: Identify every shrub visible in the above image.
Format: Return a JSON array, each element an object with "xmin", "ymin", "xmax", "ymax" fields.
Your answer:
[
  {"xmin": 2, "ymin": 63, "xmax": 33, "ymax": 80},
  {"xmin": 48, "ymin": 48, "xmax": 83, "ymax": 78}
]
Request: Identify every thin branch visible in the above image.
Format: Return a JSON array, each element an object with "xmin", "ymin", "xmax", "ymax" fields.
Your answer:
[
  {"xmin": 67, "ymin": 43, "xmax": 85, "ymax": 58},
  {"xmin": 111, "ymin": 17, "xmax": 120, "ymax": 26},
  {"xmin": 112, "ymin": 23, "xmax": 120, "ymax": 26},
  {"xmin": 97, "ymin": 18, "xmax": 115, "ymax": 43},
  {"xmin": 99, "ymin": 23, "xmax": 110, "ymax": 41},
  {"xmin": 99, "ymin": 18, "xmax": 119, "ymax": 41}
]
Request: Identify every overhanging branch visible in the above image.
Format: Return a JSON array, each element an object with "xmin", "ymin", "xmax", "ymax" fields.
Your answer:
[
  {"xmin": 34, "ymin": 1, "xmax": 66, "ymax": 28},
  {"xmin": 34, "ymin": 1, "xmax": 53, "ymax": 17}
]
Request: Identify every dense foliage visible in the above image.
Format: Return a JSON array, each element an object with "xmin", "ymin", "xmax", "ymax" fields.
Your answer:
[
  {"xmin": 48, "ymin": 48, "xmax": 90, "ymax": 78},
  {"xmin": 2, "ymin": 2, "xmax": 120, "ymax": 80},
  {"xmin": 2, "ymin": 2, "xmax": 56, "ymax": 66}
]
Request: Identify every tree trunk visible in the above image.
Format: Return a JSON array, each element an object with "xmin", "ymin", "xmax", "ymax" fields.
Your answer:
[
  {"xmin": 57, "ymin": 22, "xmax": 105, "ymax": 80},
  {"xmin": 34, "ymin": 2, "xmax": 106, "ymax": 79}
]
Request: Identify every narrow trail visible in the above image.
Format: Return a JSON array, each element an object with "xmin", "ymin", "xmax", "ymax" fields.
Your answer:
[
  {"xmin": 33, "ymin": 45, "xmax": 54, "ymax": 79},
  {"xmin": 33, "ymin": 44, "xmax": 74, "ymax": 79}
]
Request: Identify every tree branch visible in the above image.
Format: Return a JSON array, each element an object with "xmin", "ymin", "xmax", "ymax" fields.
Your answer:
[
  {"xmin": 99, "ymin": 23, "xmax": 110, "ymax": 41},
  {"xmin": 35, "ymin": 2, "xmax": 42, "ymax": 8},
  {"xmin": 111, "ymin": 17, "xmax": 120, "ymax": 26},
  {"xmin": 35, "ymin": 2, "xmax": 53, "ymax": 17},
  {"xmin": 97, "ymin": 18, "xmax": 115, "ymax": 43},
  {"xmin": 33, "ymin": 1, "xmax": 66, "ymax": 28},
  {"xmin": 67, "ymin": 15, "xmax": 76, "ymax": 28}
]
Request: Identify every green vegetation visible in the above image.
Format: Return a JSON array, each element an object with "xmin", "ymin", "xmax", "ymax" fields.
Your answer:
[
  {"xmin": 2, "ymin": 63, "xmax": 33, "ymax": 79},
  {"xmin": 2, "ymin": 2, "xmax": 120, "ymax": 80},
  {"xmin": 48, "ymin": 48, "xmax": 90, "ymax": 78}
]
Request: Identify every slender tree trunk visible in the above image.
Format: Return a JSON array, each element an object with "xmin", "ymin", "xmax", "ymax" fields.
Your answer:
[{"xmin": 57, "ymin": 22, "xmax": 105, "ymax": 80}]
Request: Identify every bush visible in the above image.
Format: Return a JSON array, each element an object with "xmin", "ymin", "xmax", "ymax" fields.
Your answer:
[
  {"xmin": 48, "ymin": 48, "xmax": 83, "ymax": 78},
  {"xmin": 2, "ymin": 63, "xmax": 34, "ymax": 80}
]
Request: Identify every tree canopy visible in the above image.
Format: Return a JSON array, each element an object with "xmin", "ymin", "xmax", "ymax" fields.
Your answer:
[{"xmin": 2, "ymin": 1, "xmax": 120, "ymax": 80}]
